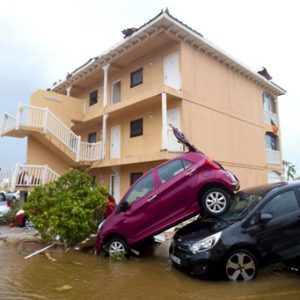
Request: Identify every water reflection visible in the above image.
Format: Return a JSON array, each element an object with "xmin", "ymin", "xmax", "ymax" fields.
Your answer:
[{"xmin": 0, "ymin": 240, "xmax": 299, "ymax": 300}]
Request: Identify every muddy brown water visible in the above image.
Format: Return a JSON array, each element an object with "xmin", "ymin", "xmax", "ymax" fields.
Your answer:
[{"xmin": 0, "ymin": 240, "xmax": 299, "ymax": 300}]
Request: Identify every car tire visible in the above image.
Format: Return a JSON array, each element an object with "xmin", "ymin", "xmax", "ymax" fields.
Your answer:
[
  {"xmin": 105, "ymin": 237, "xmax": 129, "ymax": 258},
  {"xmin": 202, "ymin": 188, "xmax": 230, "ymax": 217},
  {"xmin": 224, "ymin": 249, "xmax": 258, "ymax": 281}
]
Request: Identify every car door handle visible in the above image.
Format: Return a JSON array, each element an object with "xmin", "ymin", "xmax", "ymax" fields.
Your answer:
[
  {"xmin": 148, "ymin": 195, "xmax": 157, "ymax": 202},
  {"xmin": 186, "ymin": 168, "xmax": 196, "ymax": 176}
]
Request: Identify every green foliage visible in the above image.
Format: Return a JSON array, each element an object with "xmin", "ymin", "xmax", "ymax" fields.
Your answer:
[
  {"xmin": 23, "ymin": 169, "xmax": 108, "ymax": 245},
  {"xmin": 283, "ymin": 160, "xmax": 297, "ymax": 181}
]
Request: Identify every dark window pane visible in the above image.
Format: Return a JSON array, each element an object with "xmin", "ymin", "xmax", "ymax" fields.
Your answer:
[
  {"xmin": 261, "ymin": 190, "xmax": 299, "ymax": 219},
  {"xmin": 265, "ymin": 133, "xmax": 278, "ymax": 150},
  {"xmin": 126, "ymin": 172, "xmax": 154, "ymax": 204},
  {"xmin": 89, "ymin": 90, "xmax": 98, "ymax": 106},
  {"xmin": 130, "ymin": 68, "xmax": 143, "ymax": 88},
  {"xmin": 88, "ymin": 132, "xmax": 97, "ymax": 143},
  {"xmin": 130, "ymin": 119, "xmax": 143, "ymax": 137},
  {"xmin": 130, "ymin": 172, "xmax": 143, "ymax": 185},
  {"xmin": 158, "ymin": 160, "xmax": 185, "ymax": 184}
]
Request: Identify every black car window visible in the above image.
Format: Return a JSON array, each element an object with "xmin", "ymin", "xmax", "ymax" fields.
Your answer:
[
  {"xmin": 260, "ymin": 190, "xmax": 299, "ymax": 219},
  {"xmin": 158, "ymin": 160, "xmax": 190, "ymax": 184},
  {"xmin": 0, "ymin": 193, "xmax": 5, "ymax": 202},
  {"xmin": 182, "ymin": 159, "xmax": 193, "ymax": 169},
  {"xmin": 125, "ymin": 172, "xmax": 154, "ymax": 205}
]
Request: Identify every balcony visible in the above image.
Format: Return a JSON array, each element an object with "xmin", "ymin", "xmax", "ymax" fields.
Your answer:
[
  {"xmin": 266, "ymin": 149, "xmax": 281, "ymax": 164},
  {"xmin": 1, "ymin": 103, "xmax": 102, "ymax": 163},
  {"xmin": 264, "ymin": 110, "xmax": 278, "ymax": 125},
  {"xmin": 0, "ymin": 164, "xmax": 59, "ymax": 191}
]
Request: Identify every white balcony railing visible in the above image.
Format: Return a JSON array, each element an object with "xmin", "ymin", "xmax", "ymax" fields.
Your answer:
[
  {"xmin": 266, "ymin": 149, "xmax": 281, "ymax": 164},
  {"xmin": 0, "ymin": 163, "xmax": 59, "ymax": 191},
  {"xmin": 264, "ymin": 110, "xmax": 278, "ymax": 125},
  {"xmin": 1, "ymin": 103, "xmax": 102, "ymax": 162}
]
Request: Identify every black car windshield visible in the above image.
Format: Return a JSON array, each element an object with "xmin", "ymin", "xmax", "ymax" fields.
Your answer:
[{"xmin": 222, "ymin": 192, "xmax": 263, "ymax": 222}]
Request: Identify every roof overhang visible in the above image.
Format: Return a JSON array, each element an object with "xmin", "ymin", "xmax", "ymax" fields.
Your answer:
[{"xmin": 51, "ymin": 10, "xmax": 286, "ymax": 96}]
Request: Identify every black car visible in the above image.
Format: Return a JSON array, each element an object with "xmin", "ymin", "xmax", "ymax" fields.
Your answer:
[{"xmin": 170, "ymin": 181, "xmax": 300, "ymax": 281}]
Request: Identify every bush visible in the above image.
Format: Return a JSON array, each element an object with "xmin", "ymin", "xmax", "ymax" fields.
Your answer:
[{"xmin": 23, "ymin": 169, "xmax": 108, "ymax": 245}]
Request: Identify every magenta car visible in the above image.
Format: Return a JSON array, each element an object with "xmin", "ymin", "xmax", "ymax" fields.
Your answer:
[{"xmin": 96, "ymin": 127, "xmax": 239, "ymax": 257}]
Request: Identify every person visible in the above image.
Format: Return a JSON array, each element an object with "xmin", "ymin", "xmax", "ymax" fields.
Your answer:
[{"xmin": 104, "ymin": 194, "xmax": 117, "ymax": 218}]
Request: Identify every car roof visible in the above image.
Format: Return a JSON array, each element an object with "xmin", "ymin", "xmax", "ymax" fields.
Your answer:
[{"xmin": 241, "ymin": 181, "xmax": 300, "ymax": 197}]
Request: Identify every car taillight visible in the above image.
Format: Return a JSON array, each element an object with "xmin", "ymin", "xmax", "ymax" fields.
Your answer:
[{"xmin": 204, "ymin": 157, "xmax": 220, "ymax": 169}]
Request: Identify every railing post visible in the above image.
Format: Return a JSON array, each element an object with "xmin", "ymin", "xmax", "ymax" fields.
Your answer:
[
  {"xmin": 11, "ymin": 163, "xmax": 20, "ymax": 191},
  {"xmin": 43, "ymin": 108, "xmax": 49, "ymax": 134},
  {"xmin": 42, "ymin": 164, "xmax": 48, "ymax": 184},
  {"xmin": 15, "ymin": 102, "xmax": 22, "ymax": 130},
  {"xmin": 76, "ymin": 136, "xmax": 81, "ymax": 162}
]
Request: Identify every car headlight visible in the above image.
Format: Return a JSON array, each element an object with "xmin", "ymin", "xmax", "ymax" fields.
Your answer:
[
  {"xmin": 97, "ymin": 220, "xmax": 105, "ymax": 234},
  {"xmin": 189, "ymin": 232, "xmax": 222, "ymax": 254}
]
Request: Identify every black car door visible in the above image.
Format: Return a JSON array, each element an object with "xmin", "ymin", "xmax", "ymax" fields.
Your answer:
[{"xmin": 252, "ymin": 188, "xmax": 300, "ymax": 262}]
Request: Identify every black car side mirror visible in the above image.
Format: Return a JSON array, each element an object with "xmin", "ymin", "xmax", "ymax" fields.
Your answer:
[
  {"xmin": 260, "ymin": 213, "xmax": 273, "ymax": 223},
  {"xmin": 118, "ymin": 201, "xmax": 129, "ymax": 213}
]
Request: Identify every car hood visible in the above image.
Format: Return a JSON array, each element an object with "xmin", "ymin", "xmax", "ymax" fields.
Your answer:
[{"xmin": 174, "ymin": 217, "xmax": 231, "ymax": 244}]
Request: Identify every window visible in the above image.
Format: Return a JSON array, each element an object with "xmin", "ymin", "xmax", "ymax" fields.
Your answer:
[
  {"xmin": 130, "ymin": 172, "xmax": 143, "ymax": 185},
  {"xmin": 260, "ymin": 190, "xmax": 299, "ymax": 219},
  {"xmin": 112, "ymin": 80, "xmax": 121, "ymax": 104},
  {"xmin": 158, "ymin": 159, "xmax": 192, "ymax": 184},
  {"xmin": 125, "ymin": 173, "xmax": 154, "ymax": 205},
  {"xmin": 130, "ymin": 68, "xmax": 143, "ymax": 88},
  {"xmin": 265, "ymin": 132, "xmax": 278, "ymax": 150},
  {"xmin": 89, "ymin": 90, "xmax": 98, "ymax": 106},
  {"xmin": 130, "ymin": 119, "xmax": 143, "ymax": 137},
  {"xmin": 263, "ymin": 93, "xmax": 276, "ymax": 113},
  {"xmin": 88, "ymin": 132, "xmax": 97, "ymax": 143}
]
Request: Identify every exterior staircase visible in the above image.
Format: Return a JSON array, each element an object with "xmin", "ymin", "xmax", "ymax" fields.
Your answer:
[
  {"xmin": 0, "ymin": 163, "xmax": 59, "ymax": 191},
  {"xmin": 1, "ymin": 103, "xmax": 102, "ymax": 164}
]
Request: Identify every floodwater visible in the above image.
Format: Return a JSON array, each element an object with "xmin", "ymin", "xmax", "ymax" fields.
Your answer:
[{"xmin": 0, "ymin": 240, "xmax": 299, "ymax": 300}]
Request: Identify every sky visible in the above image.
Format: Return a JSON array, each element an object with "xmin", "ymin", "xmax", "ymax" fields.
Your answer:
[{"xmin": 0, "ymin": 0, "xmax": 299, "ymax": 177}]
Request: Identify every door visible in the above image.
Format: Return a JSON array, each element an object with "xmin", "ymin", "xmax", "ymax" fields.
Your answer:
[
  {"xmin": 110, "ymin": 174, "xmax": 120, "ymax": 203},
  {"xmin": 164, "ymin": 52, "xmax": 181, "ymax": 90},
  {"xmin": 253, "ymin": 189, "xmax": 300, "ymax": 261},
  {"xmin": 167, "ymin": 108, "xmax": 183, "ymax": 152},
  {"xmin": 110, "ymin": 125, "xmax": 121, "ymax": 159}
]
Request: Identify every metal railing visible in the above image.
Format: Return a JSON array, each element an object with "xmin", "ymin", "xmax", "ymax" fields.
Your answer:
[
  {"xmin": 0, "ymin": 163, "xmax": 59, "ymax": 191},
  {"xmin": 264, "ymin": 110, "xmax": 278, "ymax": 125},
  {"xmin": 1, "ymin": 103, "xmax": 102, "ymax": 162},
  {"xmin": 266, "ymin": 149, "xmax": 281, "ymax": 164}
]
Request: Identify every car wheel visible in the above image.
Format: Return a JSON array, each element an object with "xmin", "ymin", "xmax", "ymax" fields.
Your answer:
[
  {"xmin": 202, "ymin": 188, "xmax": 230, "ymax": 217},
  {"xmin": 105, "ymin": 237, "xmax": 128, "ymax": 257},
  {"xmin": 224, "ymin": 250, "xmax": 258, "ymax": 281}
]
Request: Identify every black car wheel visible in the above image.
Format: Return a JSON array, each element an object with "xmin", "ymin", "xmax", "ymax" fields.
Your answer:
[
  {"xmin": 105, "ymin": 237, "xmax": 128, "ymax": 257},
  {"xmin": 224, "ymin": 250, "xmax": 258, "ymax": 281},
  {"xmin": 202, "ymin": 188, "xmax": 230, "ymax": 217}
]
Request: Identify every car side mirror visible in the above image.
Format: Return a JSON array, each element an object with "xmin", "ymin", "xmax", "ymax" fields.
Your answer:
[
  {"xmin": 260, "ymin": 212, "xmax": 273, "ymax": 223},
  {"xmin": 118, "ymin": 201, "xmax": 129, "ymax": 213}
]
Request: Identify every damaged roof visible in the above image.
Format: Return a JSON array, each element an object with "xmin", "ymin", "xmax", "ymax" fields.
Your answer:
[{"xmin": 51, "ymin": 9, "xmax": 286, "ymax": 96}]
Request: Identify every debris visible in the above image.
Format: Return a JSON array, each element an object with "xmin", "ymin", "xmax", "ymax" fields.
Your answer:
[
  {"xmin": 24, "ymin": 243, "xmax": 54, "ymax": 259},
  {"xmin": 45, "ymin": 251, "xmax": 57, "ymax": 262},
  {"xmin": 55, "ymin": 284, "xmax": 73, "ymax": 292}
]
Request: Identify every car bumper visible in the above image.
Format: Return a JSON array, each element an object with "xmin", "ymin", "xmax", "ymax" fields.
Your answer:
[{"xmin": 169, "ymin": 244, "xmax": 224, "ymax": 276}]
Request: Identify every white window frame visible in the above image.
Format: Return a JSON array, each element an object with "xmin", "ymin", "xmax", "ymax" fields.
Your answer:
[{"xmin": 111, "ymin": 80, "xmax": 121, "ymax": 105}]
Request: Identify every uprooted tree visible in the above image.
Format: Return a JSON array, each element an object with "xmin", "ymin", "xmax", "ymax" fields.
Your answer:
[{"xmin": 24, "ymin": 169, "xmax": 108, "ymax": 245}]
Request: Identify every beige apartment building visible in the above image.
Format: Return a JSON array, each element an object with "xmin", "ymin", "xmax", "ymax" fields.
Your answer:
[{"xmin": 1, "ymin": 10, "xmax": 285, "ymax": 201}]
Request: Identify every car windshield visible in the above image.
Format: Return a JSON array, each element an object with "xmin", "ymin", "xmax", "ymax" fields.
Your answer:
[{"xmin": 221, "ymin": 191, "xmax": 263, "ymax": 222}]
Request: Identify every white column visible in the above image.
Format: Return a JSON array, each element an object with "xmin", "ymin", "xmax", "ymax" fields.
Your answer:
[
  {"xmin": 15, "ymin": 102, "xmax": 22, "ymax": 130},
  {"xmin": 102, "ymin": 64, "xmax": 110, "ymax": 108},
  {"xmin": 66, "ymin": 86, "xmax": 72, "ymax": 96},
  {"xmin": 102, "ymin": 64, "xmax": 110, "ymax": 160},
  {"xmin": 161, "ymin": 92, "xmax": 168, "ymax": 150}
]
